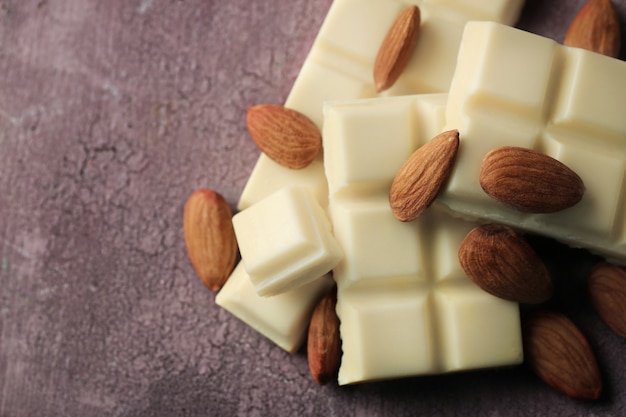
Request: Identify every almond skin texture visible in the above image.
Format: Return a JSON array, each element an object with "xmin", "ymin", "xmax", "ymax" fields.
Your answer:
[
  {"xmin": 389, "ymin": 129, "xmax": 459, "ymax": 222},
  {"xmin": 564, "ymin": 0, "xmax": 621, "ymax": 58},
  {"xmin": 374, "ymin": 5, "xmax": 421, "ymax": 92},
  {"xmin": 307, "ymin": 286, "xmax": 341, "ymax": 385},
  {"xmin": 458, "ymin": 224, "xmax": 553, "ymax": 304},
  {"xmin": 246, "ymin": 104, "xmax": 322, "ymax": 169},
  {"xmin": 588, "ymin": 262, "xmax": 626, "ymax": 338},
  {"xmin": 183, "ymin": 189, "xmax": 238, "ymax": 291},
  {"xmin": 480, "ymin": 146, "xmax": 585, "ymax": 213},
  {"xmin": 523, "ymin": 311, "xmax": 602, "ymax": 401}
]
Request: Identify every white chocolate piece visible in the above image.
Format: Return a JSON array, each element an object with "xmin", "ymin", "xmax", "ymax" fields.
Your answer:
[
  {"xmin": 238, "ymin": 0, "xmax": 525, "ymax": 211},
  {"xmin": 336, "ymin": 213, "xmax": 522, "ymax": 382},
  {"xmin": 323, "ymin": 94, "xmax": 523, "ymax": 385},
  {"xmin": 238, "ymin": 154, "xmax": 328, "ymax": 212},
  {"xmin": 233, "ymin": 186, "xmax": 343, "ymax": 296},
  {"xmin": 216, "ymin": 263, "xmax": 334, "ymax": 353},
  {"xmin": 287, "ymin": 0, "xmax": 525, "ymax": 127},
  {"xmin": 439, "ymin": 22, "xmax": 626, "ymax": 263},
  {"xmin": 324, "ymin": 94, "xmax": 448, "ymax": 200}
]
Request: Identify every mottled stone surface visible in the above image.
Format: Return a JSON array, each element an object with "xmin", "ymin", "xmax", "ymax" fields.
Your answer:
[{"xmin": 0, "ymin": 1, "xmax": 625, "ymax": 416}]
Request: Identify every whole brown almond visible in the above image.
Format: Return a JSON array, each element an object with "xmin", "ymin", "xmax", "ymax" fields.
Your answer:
[
  {"xmin": 480, "ymin": 146, "xmax": 585, "ymax": 213},
  {"xmin": 374, "ymin": 5, "xmax": 421, "ymax": 92},
  {"xmin": 588, "ymin": 262, "xmax": 626, "ymax": 338},
  {"xmin": 458, "ymin": 224, "xmax": 553, "ymax": 304},
  {"xmin": 183, "ymin": 189, "xmax": 238, "ymax": 291},
  {"xmin": 246, "ymin": 104, "xmax": 322, "ymax": 170},
  {"xmin": 307, "ymin": 286, "xmax": 341, "ymax": 385},
  {"xmin": 523, "ymin": 310, "xmax": 602, "ymax": 401},
  {"xmin": 564, "ymin": 0, "xmax": 621, "ymax": 58},
  {"xmin": 389, "ymin": 129, "xmax": 459, "ymax": 222}
]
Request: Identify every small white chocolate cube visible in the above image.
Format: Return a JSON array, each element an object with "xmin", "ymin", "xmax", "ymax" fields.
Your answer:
[
  {"xmin": 233, "ymin": 186, "xmax": 342, "ymax": 296},
  {"xmin": 216, "ymin": 262, "xmax": 334, "ymax": 353}
]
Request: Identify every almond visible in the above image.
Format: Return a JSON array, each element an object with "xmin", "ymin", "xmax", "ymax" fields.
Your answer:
[
  {"xmin": 564, "ymin": 0, "xmax": 621, "ymax": 58},
  {"xmin": 458, "ymin": 224, "xmax": 553, "ymax": 304},
  {"xmin": 523, "ymin": 310, "xmax": 602, "ymax": 401},
  {"xmin": 588, "ymin": 262, "xmax": 626, "ymax": 338},
  {"xmin": 389, "ymin": 129, "xmax": 459, "ymax": 222},
  {"xmin": 374, "ymin": 5, "xmax": 421, "ymax": 92},
  {"xmin": 307, "ymin": 286, "xmax": 341, "ymax": 385},
  {"xmin": 480, "ymin": 146, "xmax": 585, "ymax": 213},
  {"xmin": 246, "ymin": 104, "xmax": 322, "ymax": 170},
  {"xmin": 183, "ymin": 189, "xmax": 238, "ymax": 291}
]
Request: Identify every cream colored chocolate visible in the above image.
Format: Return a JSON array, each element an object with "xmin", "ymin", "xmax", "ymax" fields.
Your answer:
[
  {"xmin": 238, "ymin": 154, "xmax": 328, "ymax": 211},
  {"xmin": 233, "ymin": 186, "xmax": 342, "ymax": 296},
  {"xmin": 323, "ymin": 94, "xmax": 523, "ymax": 385},
  {"xmin": 287, "ymin": 0, "xmax": 526, "ymax": 127},
  {"xmin": 439, "ymin": 22, "xmax": 626, "ymax": 263},
  {"xmin": 238, "ymin": 0, "xmax": 525, "ymax": 211},
  {"xmin": 216, "ymin": 263, "xmax": 334, "ymax": 353}
]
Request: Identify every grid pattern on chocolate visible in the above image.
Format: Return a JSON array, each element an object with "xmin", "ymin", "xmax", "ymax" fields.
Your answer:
[
  {"xmin": 441, "ymin": 22, "xmax": 626, "ymax": 262},
  {"xmin": 334, "ymin": 208, "xmax": 522, "ymax": 383},
  {"xmin": 322, "ymin": 94, "xmax": 522, "ymax": 385}
]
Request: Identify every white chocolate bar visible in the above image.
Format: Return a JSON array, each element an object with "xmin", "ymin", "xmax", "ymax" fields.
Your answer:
[
  {"xmin": 238, "ymin": 0, "xmax": 525, "ymax": 211},
  {"xmin": 233, "ymin": 186, "xmax": 342, "ymax": 296},
  {"xmin": 323, "ymin": 94, "xmax": 522, "ymax": 385},
  {"xmin": 439, "ymin": 22, "xmax": 626, "ymax": 263},
  {"xmin": 216, "ymin": 263, "xmax": 334, "ymax": 353}
]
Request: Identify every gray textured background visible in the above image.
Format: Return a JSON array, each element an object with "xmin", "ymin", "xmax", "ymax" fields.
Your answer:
[{"xmin": 1, "ymin": 1, "xmax": 626, "ymax": 416}]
